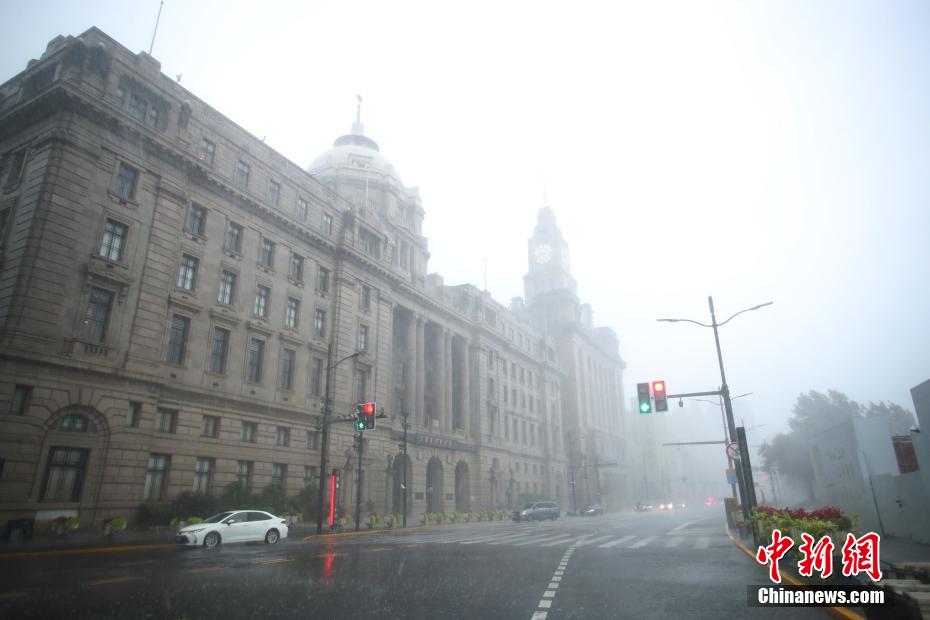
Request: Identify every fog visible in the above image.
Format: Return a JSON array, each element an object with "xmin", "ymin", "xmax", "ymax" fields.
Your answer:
[{"xmin": 3, "ymin": 0, "xmax": 928, "ymax": 448}]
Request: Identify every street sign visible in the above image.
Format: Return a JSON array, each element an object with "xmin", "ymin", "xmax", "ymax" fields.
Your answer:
[
  {"xmin": 726, "ymin": 468, "xmax": 737, "ymax": 485},
  {"xmin": 726, "ymin": 442, "xmax": 740, "ymax": 460}
]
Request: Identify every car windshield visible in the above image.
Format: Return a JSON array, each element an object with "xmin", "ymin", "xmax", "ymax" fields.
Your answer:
[
  {"xmin": 522, "ymin": 503, "xmax": 534, "ymax": 510},
  {"xmin": 203, "ymin": 512, "xmax": 235, "ymax": 524}
]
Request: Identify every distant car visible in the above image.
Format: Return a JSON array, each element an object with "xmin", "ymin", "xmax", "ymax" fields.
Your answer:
[
  {"xmin": 175, "ymin": 510, "xmax": 288, "ymax": 548},
  {"xmin": 580, "ymin": 504, "xmax": 603, "ymax": 516},
  {"xmin": 634, "ymin": 502, "xmax": 651, "ymax": 512},
  {"xmin": 513, "ymin": 501, "xmax": 560, "ymax": 521},
  {"xmin": 658, "ymin": 502, "xmax": 677, "ymax": 511}
]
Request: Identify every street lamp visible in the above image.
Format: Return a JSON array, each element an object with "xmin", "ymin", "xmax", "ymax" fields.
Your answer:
[
  {"xmin": 657, "ymin": 296, "xmax": 772, "ymax": 521},
  {"xmin": 316, "ymin": 345, "xmax": 362, "ymax": 535}
]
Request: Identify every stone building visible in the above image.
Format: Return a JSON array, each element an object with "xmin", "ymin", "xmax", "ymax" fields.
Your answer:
[{"xmin": 0, "ymin": 28, "xmax": 623, "ymax": 529}]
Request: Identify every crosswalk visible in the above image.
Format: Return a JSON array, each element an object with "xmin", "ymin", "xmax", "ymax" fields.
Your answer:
[{"xmin": 320, "ymin": 527, "xmax": 727, "ymax": 551}]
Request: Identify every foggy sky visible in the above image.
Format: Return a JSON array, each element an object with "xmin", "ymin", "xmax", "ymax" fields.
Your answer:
[{"xmin": 2, "ymin": 0, "xmax": 928, "ymax": 445}]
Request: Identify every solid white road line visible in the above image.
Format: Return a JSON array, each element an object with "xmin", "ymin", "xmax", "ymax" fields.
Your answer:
[
  {"xmin": 513, "ymin": 534, "xmax": 575, "ymax": 547},
  {"xmin": 597, "ymin": 535, "xmax": 635, "ymax": 549},
  {"xmin": 668, "ymin": 520, "xmax": 699, "ymax": 534},
  {"xmin": 574, "ymin": 535, "xmax": 615, "ymax": 547}
]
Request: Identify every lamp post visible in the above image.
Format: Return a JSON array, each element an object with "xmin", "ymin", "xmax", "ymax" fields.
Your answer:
[
  {"xmin": 316, "ymin": 344, "xmax": 362, "ymax": 535},
  {"xmin": 694, "ymin": 393, "xmax": 753, "ymax": 499},
  {"xmin": 657, "ymin": 296, "xmax": 772, "ymax": 522}
]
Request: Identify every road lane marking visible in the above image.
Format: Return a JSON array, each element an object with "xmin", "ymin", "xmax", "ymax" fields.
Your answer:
[
  {"xmin": 548, "ymin": 582, "xmax": 559, "ymax": 589},
  {"xmin": 179, "ymin": 565, "xmax": 226, "ymax": 575},
  {"xmin": 259, "ymin": 558, "xmax": 295, "ymax": 565},
  {"xmin": 541, "ymin": 536, "xmax": 584, "ymax": 547},
  {"xmin": 483, "ymin": 533, "xmax": 541, "ymax": 545},
  {"xmin": 665, "ymin": 536, "xmax": 684, "ymax": 548},
  {"xmin": 398, "ymin": 544, "xmax": 422, "ymax": 548},
  {"xmin": 514, "ymin": 534, "xmax": 574, "ymax": 547},
  {"xmin": 538, "ymin": 600, "xmax": 552, "ymax": 609},
  {"xmin": 597, "ymin": 535, "xmax": 635, "ymax": 548},
  {"xmin": 630, "ymin": 536, "xmax": 657, "ymax": 548},
  {"xmin": 543, "ymin": 590, "xmax": 556, "ymax": 598},
  {"xmin": 361, "ymin": 547, "xmax": 391, "ymax": 553},
  {"xmin": 0, "ymin": 543, "xmax": 176, "ymax": 560},
  {"xmin": 574, "ymin": 535, "xmax": 614, "ymax": 547},
  {"xmin": 554, "ymin": 570, "xmax": 563, "ymax": 576},
  {"xmin": 668, "ymin": 520, "xmax": 699, "ymax": 534},
  {"xmin": 694, "ymin": 536, "xmax": 710, "ymax": 549},
  {"xmin": 460, "ymin": 532, "xmax": 532, "ymax": 545},
  {"xmin": 0, "ymin": 591, "xmax": 28, "ymax": 601},
  {"xmin": 83, "ymin": 576, "xmax": 144, "ymax": 587},
  {"xmin": 314, "ymin": 552, "xmax": 347, "ymax": 558},
  {"xmin": 531, "ymin": 612, "xmax": 548, "ymax": 620}
]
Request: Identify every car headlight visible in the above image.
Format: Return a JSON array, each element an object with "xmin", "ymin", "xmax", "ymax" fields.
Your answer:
[
  {"xmin": 184, "ymin": 528, "xmax": 205, "ymax": 535},
  {"xmin": 520, "ymin": 511, "xmax": 529, "ymax": 516}
]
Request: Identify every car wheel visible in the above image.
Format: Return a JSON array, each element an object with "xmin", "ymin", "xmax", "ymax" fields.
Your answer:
[
  {"xmin": 264, "ymin": 529, "xmax": 279, "ymax": 544},
  {"xmin": 204, "ymin": 532, "xmax": 220, "ymax": 549}
]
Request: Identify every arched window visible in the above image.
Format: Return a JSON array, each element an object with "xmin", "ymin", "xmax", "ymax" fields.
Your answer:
[{"xmin": 60, "ymin": 414, "xmax": 88, "ymax": 432}]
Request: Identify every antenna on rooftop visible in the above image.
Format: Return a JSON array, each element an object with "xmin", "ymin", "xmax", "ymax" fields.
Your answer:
[{"xmin": 149, "ymin": 1, "xmax": 164, "ymax": 55}]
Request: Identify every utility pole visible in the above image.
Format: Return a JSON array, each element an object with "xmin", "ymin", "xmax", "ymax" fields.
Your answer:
[
  {"xmin": 354, "ymin": 429, "xmax": 365, "ymax": 532},
  {"xmin": 315, "ymin": 345, "xmax": 361, "ymax": 535},
  {"xmin": 402, "ymin": 407, "xmax": 409, "ymax": 528}
]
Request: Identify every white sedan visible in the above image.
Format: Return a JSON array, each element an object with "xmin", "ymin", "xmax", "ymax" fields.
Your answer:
[{"xmin": 175, "ymin": 510, "xmax": 288, "ymax": 548}]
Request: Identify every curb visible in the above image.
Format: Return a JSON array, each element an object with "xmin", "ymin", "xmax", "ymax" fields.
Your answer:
[
  {"xmin": 724, "ymin": 525, "xmax": 865, "ymax": 620},
  {"xmin": 303, "ymin": 519, "xmax": 511, "ymax": 541}
]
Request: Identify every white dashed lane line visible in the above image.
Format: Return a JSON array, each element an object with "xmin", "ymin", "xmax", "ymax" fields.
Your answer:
[{"xmin": 529, "ymin": 537, "xmax": 586, "ymax": 619}]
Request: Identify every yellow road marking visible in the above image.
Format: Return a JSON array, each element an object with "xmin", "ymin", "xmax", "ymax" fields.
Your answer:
[
  {"xmin": 259, "ymin": 558, "xmax": 295, "ymax": 565},
  {"xmin": 0, "ymin": 543, "xmax": 176, "ymax": 560},
  {"xmin": 83, "ymin": 576, "xmax": 144, "ymax": 588},
  {"xmin": 314, "ymin": 552, "xmax": 346, "ymax": 558},
  {"xmin": 0, "ymin": 591, "xmax": 28, "ymax": 601},
  {"xmin": 362, "ymin": 547, "xmax": 391, "ymax": 553},
  {"xmin": 398, "ymin": 544, "xmax": 422, "ymax": 548}
]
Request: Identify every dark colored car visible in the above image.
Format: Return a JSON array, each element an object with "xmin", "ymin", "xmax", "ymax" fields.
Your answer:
[
  {"xmin": 513, "ymin": 501, "xmax": 560, "ymax": 521},
  {"xmin": 581, "ymin": 503, "xmax": 603, "ymax": 516}
]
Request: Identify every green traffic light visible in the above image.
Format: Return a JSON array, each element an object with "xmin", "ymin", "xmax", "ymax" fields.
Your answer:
[
  {"xmin": 355, "ymin": 421, "xmax": 365, "ymax": 430},
  {"xmin": 639, "ymin": 401, "xmax": 652, "ymax": 414}
]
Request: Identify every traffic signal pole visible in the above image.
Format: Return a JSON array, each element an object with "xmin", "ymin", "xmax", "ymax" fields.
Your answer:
[{"xmin": 354, "ymin": 428, "xmax": 365, "ymax": 532}]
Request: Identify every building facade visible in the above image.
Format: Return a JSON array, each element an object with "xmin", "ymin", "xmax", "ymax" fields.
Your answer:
[{"xmin": 0, "ymin": 28, "xmax": 624, "ymax": 529}]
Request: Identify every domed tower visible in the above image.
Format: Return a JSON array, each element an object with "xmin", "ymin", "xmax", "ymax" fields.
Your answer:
[{"xmin": 308, "ymin": 98, "xmax": 428, "ymax": 284}]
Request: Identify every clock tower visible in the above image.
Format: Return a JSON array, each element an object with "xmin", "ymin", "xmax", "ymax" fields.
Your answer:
[{"xmin": 524, "ymin": 207, "xmax": 579, "ymax": 325}]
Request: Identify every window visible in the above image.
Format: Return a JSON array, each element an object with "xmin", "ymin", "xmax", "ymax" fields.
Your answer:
[
  {"xmin": 310, "ymin": 357, "xmax": 323, "ymax": 396},
  {"xmin": 202, "ymin": 415, "xmax": 219, "ymax": 438},
  {"xmin": 304, "ymin": 465, "xmax": 317, "ymax": 487},
  {"xmin": 488, "ymin": 377, "xmax": 496, "ymax": 400},
  {"xmin": 358, "ymin": 228, "xmax": 380, "ymax": 257},
  {"xmin": 99, "ymin": 219, "xmax": 127, "ymax": 261},
  {"xmin": 512, "ymin": 418, "xmax": 518, "ymax": 441},
  {"xmin": 289, "ymin": 253, "xmax": 304, "ymax": 282},
  {"xmin": 322, "ymin": 213, "xmax": 333, "ymax": 236},
  {"xmin": 317, "ymin": 267, "xmax": 330, "ymax": 295},
  {"xmin": 235, "ymin": 160, "xmax": 250, "ymax": 187},
  {"xmin": 226, "ymin": 222, "xmax": 243, "ymax": 254},
  {"xmin": 156, "ymin": 408, "xmax": 177, "ymax": 433},
  {"xmin": 360, "ymin": 285, "xmax": 371, "ymax": 312},
  {"xmin": 259, "ymin": 239, "xmax": 275, "ymax": 270},
  {"xmin": 128, "ymin": 93, "xmax": 147, "ymax": 120},
  {"xmin": 236, "ymin": 461, "xmax": 253, "ymax": 489},
  {"xmin": 279, "ymin": 349, "xmax": 295, "ymax": 390},
  {"xmin": 217, "ymin": 270, "xmax": 236, "ymax": 305},
  {"xmin": 11, "ymin": 384, "xmax": 31, "ymax": 416},
  {"xmin": 192, "ymin": 458, "xmax": 214, "ymax": 493},
  {"xmin": 267, "ymin": 180, "xmax": 280, "ymax": 206},
  {"xmin": 306, "ymin": 430, "xmax": 319, "ymax": 450},
  {"xmin": 357, "ymin": 324, "xmax": 369, "ymax": 352},
  {"xmin": 127, "ymin": 401, "xmax": 141, "ymax": 427},
  {"xmin": 296, "ymin": 198, "xmax": 308, "ymax": 221},
  {"xmin": 199, "ymin": 139, "xmax": 215, "ymax": 165},
  {"xmin": 276, "ymin": 426, "xmax": 290, "ymax": 447},
  {"xmin": 185, "ymin": 204, "xmax": 207, "ymax": 236},
  {"xmin": 41, "ymin": 448, "xmax": 89, "ymax": 502},
  {"xmin": 354, "ymin": 366, "xmax": 368, "ymax": 402},
  {"xmin": 310, "ymin": 309, "xmax": 326, "ymax": 339},
  {"xmin": 271, "ymin": 463, "xmax": 287, "ymax": 490},
  {"xmin": 146, "ymin": 106, "xmax": 160, "ymax": 129},
  {"xmin": 143, "ymin": 454, "xmax": 170, "ymax": 501},
  {"xmin": 82, "ymin": 287, "xmax": 114, "ymax": 342},
  {"xmin": 522, "ymin": 420, "xmax": 527, "ymax": 445},
  {"xmin": 115, "ymin": 163, "xmax": 137, "ymax": 201},
  {"xmin": 254, "ymin": 286, "xmax": 270, "ymax": 318},
  {"xmin": 504, "ymin": 416, "xmax": 509, "ymax": 440},
  {"xmin": 209, "ymin": 327, "xmax": 229, "ymax": 374},
  {"xmin": 60, "ymin": 414, "xmax": 88, "ymax": 432},
  {"xmin": 177, "ymin": 254, "xmax": 199, "ymax": 290},
  {"xmin": 241, "ymin": 421, "xmax": 257, "ymax": 443},
  {"xmin": 166, "ymin": 315, "xmax": 190, "ymax": 364},
  {"xmin": 247, "ymin": 338, "xmax": 264, "ymax": 383},
  {"xmin": 285, "ymin": 298, "xmax": 300, "ymax": 329}
]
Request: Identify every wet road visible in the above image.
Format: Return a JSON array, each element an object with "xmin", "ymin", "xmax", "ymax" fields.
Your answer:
[{"xmin": 0, "ymin": 508, "xmax": 828, "ymax": 619}]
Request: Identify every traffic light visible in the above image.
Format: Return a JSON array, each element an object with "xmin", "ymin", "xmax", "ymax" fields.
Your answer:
[
  {"xmin": 652, "ymin": 380, "xmax": 668, "ymax": 412},
  {"xmin": 637, "ymin": 382, "xmax": 652, "ymax": 414},
  {"xmin": 356, "ymin": 402, "xmax": 376, "ymax": 430}
]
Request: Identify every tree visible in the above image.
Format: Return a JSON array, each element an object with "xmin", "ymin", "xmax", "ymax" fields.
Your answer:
[
  {"xmin": 787, "ymin": 390, "xmax": 862, "ymax": 435},
  {"xmin": 865, "ymin": 401, "xmax": 918, "ymax": 435},
  {"xmin": 759, "ymin": 433, "xmax": 814, "ymax": 501}
]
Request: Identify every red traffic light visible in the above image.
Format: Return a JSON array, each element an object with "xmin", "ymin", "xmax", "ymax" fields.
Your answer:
[
  {"xmin": 652, "ymin": 380, "xmax": 669, "ymax": 412},
  {"xmin": 361, "ymin": 402, "xmax": 376, "ymax": 416}
]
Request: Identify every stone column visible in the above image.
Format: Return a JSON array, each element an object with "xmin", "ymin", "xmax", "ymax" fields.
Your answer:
[
  {"xmin": 416, "ymin": 317, "xmax": 426, "ymax": 427},
  {"xmin": 435, "ymin": 327, "xmax": 447, "ymax": 432},
  {"xmin": 404, "ymin": 311, "xmax": 416, "ymax": 417},
  {"xmin": 444, "ymin": 330, "xmax": 453, "ymax": 433},
  {"xmin": 461, "ymin": 341, "xmax": 471, "ymax": 437}
]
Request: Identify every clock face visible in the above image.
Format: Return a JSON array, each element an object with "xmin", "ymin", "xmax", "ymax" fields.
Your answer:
[{"xmin": 533, "ymin": 244, "xmax": 553, "ymax": 265}]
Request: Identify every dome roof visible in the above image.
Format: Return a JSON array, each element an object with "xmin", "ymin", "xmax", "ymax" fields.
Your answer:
[{"xmin": 307, "ymin": 116, "xmax": 404, "ymax": 186}]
